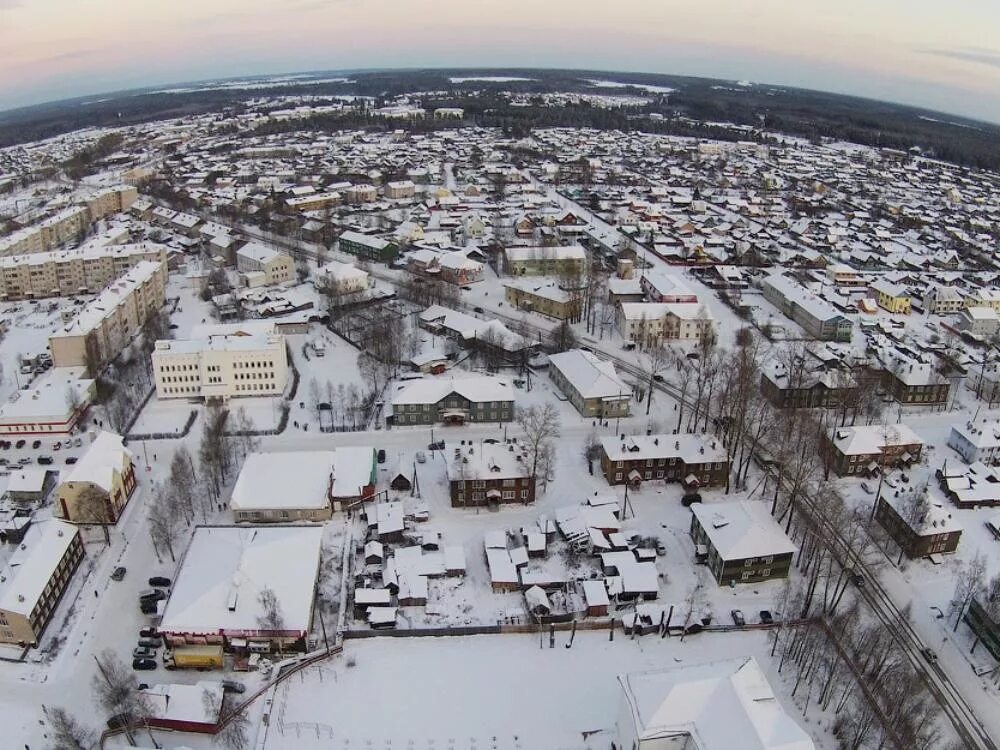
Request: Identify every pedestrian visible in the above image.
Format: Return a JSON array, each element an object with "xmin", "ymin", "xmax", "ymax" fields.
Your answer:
[{"xmin": 94, "ymin": 590, "xmax": 98, "ymax": 598}]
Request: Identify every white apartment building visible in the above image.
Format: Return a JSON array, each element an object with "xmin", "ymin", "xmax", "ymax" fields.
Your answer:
[
  {"xmin": 0, "ymin": 243, "xmax": 167, "ymax": 301},
  {"xmin": 317, "ymin": 260, "xmax": 370, "ymax": 295},
  {"xmin": 236, "ymin": 242, "xmax": 293, "ymax": 286},
  {"xmin": 152, "ymin": 333, "xmax": 288, "ymax": 401}
]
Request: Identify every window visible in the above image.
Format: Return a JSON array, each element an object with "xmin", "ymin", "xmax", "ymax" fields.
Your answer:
[
  {"xmin": 615, "ymin": 472, "xmax": 622, "ymax": 481},
  {"xmin": 520, "ymin": 490, "xmax": 529, "ymax": 499}
]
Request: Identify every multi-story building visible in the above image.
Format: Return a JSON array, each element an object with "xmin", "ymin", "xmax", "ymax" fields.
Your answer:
[
  {"xmin": 236, "ymin": 242, "xmax": 293, "ymax": 286},
  {"xmin": 0, "ymin": 367, "xmax": 95, "ymax": 436},
  {"xmin": 338, "ymin": 230, "xmax": 398, "ymax": 264},
  {"xmin": 874, "ymin": 493, "xmax": 962, "ymax": 558},
  {"xmin": 947, "ymin": 420, "xmax": 1000, "ymax": 464},
  {"xmin": 385, "ymin": 180, "xmax": 416, "ymax": 200},
  {"xmin": 548, "ymin": 349, "xmax": 631, "ymax": 418},
  {"xmin": 48, "ymin": 260, "xmax": 168, "ymax": 370},
  {"xmin": 503, "ymin": 279, "xmax": 582, "ymax": 321},
  {"xmin": 285, "ymin": 191, "xmax": 342, "ymax": 212},
  {"xmin": 599, "ymin": 433, "xmax": 729, "ymax": 488},
  {"xmin": 56, "ymin": 431, "xmax": 137, "ymax": 526},
  {"xmin": 689, "ymin": 501, "xmax": 796, "ymax": 585},
  {"xmin": 503, "ymin": 244, "xmax": 587, "ymax": 277},
  {"xmin": 152, "ymin": 332, "xmax": 288, "ymax": 401},
  {"xmin": 870, "ymin": 279, "xmax": 911, "ymax": 314},
  {"xmin": 761, "ymin": 274, "xmax": 853, "ymax": 342},
  {"xmin": 0, "ymin": 243, "xmax": 167, "ymax": 301},
  {"xmin": 0, "ymin": 520, "xmax": 84, "ymax": 646},
  {"xmin": 407, "ymin": 247, "xmax": 484, "ymax": 285},
  {"xmin": 882, "ymin": 359, "xmax": 950, "ymax": 405},
  {"xmin": 616, "ymin": 302, "xmax": 714, "ymax": 346},
  {"xmin": 446, "ymin": 442, "xmax": 536, "ymax": 507},
  {"xmin": 346, "ymin": 184, "xmax": 378, "ymax": 204},
  {"xmin": 390, "ymin": 377, "xmax": 514, "ymax": 425},
  {"xmin": 966, "ymin": 596, "xmax": 1000, "ymax": 661},
  {"xmin": 638, "ymin": 270, "xmax": 698, "ymax": 303},
  {"xmin": 957, "ymin": 307, "xmax": 1000, "ymax": 338},
  {"xmin": 82, "ymin": 185, "xmax": 138, "ymax": 221},
  {"xmin": 823, "ymin": 424, "xmax": 924, "ymax": 476},
  {"xmin": 760, "ymin": 361, "xmax": 858, "ymax": 409},
  {"xmin": 317, "ymin": 260, "xmax": 370, "ymax": 295},
  {"xmin": 964, "ymin": 288, "xmax": 1000, "ymax": 313},
  {"xmin": 923, "ymin": 283, "xmax": 964, "ymax": 315}
]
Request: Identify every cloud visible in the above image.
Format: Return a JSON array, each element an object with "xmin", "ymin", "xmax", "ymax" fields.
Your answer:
[
  {"xmin": 35, "ymin": 49, "xmax": 97, "ymax": 64},
  {"xmin": 922, "ymin": 47, "xmax": 1000, "ymax": 70}
]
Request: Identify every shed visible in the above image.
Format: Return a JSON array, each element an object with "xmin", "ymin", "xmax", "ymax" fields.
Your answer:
[
  {"xmin": 582, "ymin": 579, "xmax": 610, "ymax": 617},
  {"xmin": 444, "ymin": 545, "xmax": 466, "ymax": 576},
  {"xmin": 367, "ymin": 606, "xmax": 398, "ymax": 629},
  {"xmin": 527, "ymin": 532, "xmax": 546, "ymax": 558},
  {"xmin": 389, "ymin": 472, "xmax": 412, "ymax": 492},
  {"xmin": 364, "ymin": 541, "xmax": 384, "ymax": 565},
  {"xmin": 524, "ymin": 585, "xmax": 551, "ymax": 616}
]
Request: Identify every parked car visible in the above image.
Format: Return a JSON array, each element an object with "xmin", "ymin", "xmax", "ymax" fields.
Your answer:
[
  {"xmin": 221, "ymin": 680, "xmax": 246, "ymax": 694},
  {"xmin": 139, "ymin": 627, "xmax": 158, "ymax": 639},
  {"xmin": 31, "ymin": 440, "xmax": 41, "ymax": 449},
  {"xmin": 14, "ymin": 440, "xmax": 25, "ymax": 449},
  {"xmin": 139, "ymin": 589, "xmax": 166, "ymax": 602},
  {"xmin": 37, "ymin": 455, "xmax": 54, "ymax": 465},
  {"xmin": 759, "ymin": 610, "xmax": 774, "ymax": 625},
  {"xmin": 111, "ymin": 566, "xmax": 127, "ymax": 581},
  {"xmin": 52, "ymin": 442, "xmax": 61, "ymax": 451},
  {"xmin": 427, "ymin": 441, "xmax": 445, "ymax": 451},
  {"xmin": 473, "ymin": 306, "xmax": 484, "ymax": 313},
  {"xmin": 65, "ymin": 456, "xmax": 78, "ymax": 464},
  {"xmin": 377, "ymin": 449, "xmax": 386, "ymax": 464},
  {"xmin": 133, "ymin": 647, "xmax": 155, "ymax": 659},
  {"xmin": 731, "ymin": 609, "xmax": 746, "ymax": 626},
  {"xmin": 132, "ymin": 658, "xmax": 157, "ymax": 671},
  {"xmin": 921, "ymin": 647, "xmax": 938, "ymax": 663},
  {"xmin": 681, "ymin": 492, "xmax": 702, "ymax": 507},
  {"xmin": 654, "ymin": 539, "xmax": 667, "ymax": 556},
  {"xmin": 137, "ymin": 638, "xmax": 161, "ymax": 649},
  {"xmin": 74, "ymin": 437, "xmax": 82, "ymax": 447},
  {"xmin": 140, "ymin": 601, "xmax": 159, "ymax": 615},
  {"xmin": 415, "ymin": 451, "xmax": 426, "ymax": 464},
  {"xmin": 860, "ymin": 481, "xmax": 873, "ymax": 494},
  {"xmin": 148, "ymin": 576, "xmax": 171, "ymax": 587}
]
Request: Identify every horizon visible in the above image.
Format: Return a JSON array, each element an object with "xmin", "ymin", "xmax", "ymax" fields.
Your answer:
[{"xmin": 1, "ymin": 0, "xmax": 999, "ymax": 125}]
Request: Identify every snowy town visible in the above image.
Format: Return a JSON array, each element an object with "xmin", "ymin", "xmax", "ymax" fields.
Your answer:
[{"xmin": 0, "ymin": 75, "xmax": 1000, "ymax": 750}]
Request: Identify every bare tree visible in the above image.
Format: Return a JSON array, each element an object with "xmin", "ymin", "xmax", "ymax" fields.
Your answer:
[
  {"xmin": 214, "ymin": 708, "xmax": 251, "ymax": 750},
  {"xmin": 949, "ymin": 550, "xmax": 987, "ymax": 632},
  {"xmin": 548, "ymin": 319, "xmax": 577, "ymax": 353},
  {"xmin": 71, "ymin": 484, "xmax": 113, "ymax": 544},
  {"xmin": 46, "ymin": 706, "xmax": 94, "ymax": 750},
  {"xmin": 91, "ymin": 649, "xmax": 150, "ymax": 745},
  {"xmin": 170, "ymin": 445, "xmax": 199, "ymax": 523},
  {"xmin": 257, "ymin": 586, "xmax": 285, "ymax": 631},
  {"xmin": 149, "ymin": 485, "xmax": 183, "ymax": 562},
  {"xmin": 642, "ymin": 344, "xmax": 671, "ymax": 416},
  {"xmin": 516, "ymin": 403, "xmax": 561, "ymax": 493}
]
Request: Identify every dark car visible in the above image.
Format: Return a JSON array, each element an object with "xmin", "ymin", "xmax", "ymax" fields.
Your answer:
[
  {"xmin": 132, "ymin": 658, "xmax": 157, "ymax": 671},
  {"xmin": 140, "ymin": 601, "xmax": 159, "ymax": 615},
  {"xmin": 473, "ymin": 306, "xmax": 484, "ymax": 314},
  {"xmin": 652, "ymin": 374, "xmax": 665, "ymax": 382},
  {"xmin": 31, "ymin": 440, "xmax": 41, "ymax": 449},
  {"xmin": 137, "ymin": 637, "xmax": 161, "ymax": 649},
  {"xmin": 37, "ymin": 455, "xmax": 54, "ymax": 465},
  {"xmin": 377, "ymin": 449, "xmax": 386, "ymax": 464},
  {"xmin": 221, "ymin": 679, "xmax": 246, "ymax": 694},
  {"xmin": 148, "ymin": 576, "xmax": 171, "ymax": 587},
  {"xmin": 921, "ymin": 647, "xmax": 938, "ymax": 663},
  {"xmin": 139, "ymin": 589, "xmax": 167, "ymax": 602},
  {"xmin": 731, "ymin": 609, "xmax": 746, "ymax": 626},
  {"xmin": 759, "ymin": 610, "xmax": 774, "ymax": 625},
  {"xmin": 65, "ymin": 456, "xmax": 78, "ymax": 464},
  {"xmin": 681, "ymin": 492, "xmax": 702, "ymax": 507},
  {"xmin": 139, "ymin": 627, "xmax": 158, "ymax": 639},
  {"xmin": 14, "ymin": 440, "xmax": 25, "ymax": 449},
  {"xmin": 111, "ymin": 566, "xmax": 127, "ymax": 581},
  {"xmin": 427, "ymin": 441, "xmax": 445, "ymax": 451}
]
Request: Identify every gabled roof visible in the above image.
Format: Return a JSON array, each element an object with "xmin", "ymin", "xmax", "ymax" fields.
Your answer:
[{"xmin": 548, "ymin": 349, "xmax": 628, "ymax": 400}]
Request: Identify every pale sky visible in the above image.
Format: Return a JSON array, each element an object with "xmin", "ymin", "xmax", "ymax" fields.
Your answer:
[{"xmin": 1, "ymin": 0, "xmax": 999, "ymax": 122}]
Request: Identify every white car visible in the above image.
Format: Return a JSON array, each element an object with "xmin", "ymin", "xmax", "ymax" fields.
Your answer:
[{"xmin": 416, "ymin": 451, "xmax": 426, "ymax": 463}]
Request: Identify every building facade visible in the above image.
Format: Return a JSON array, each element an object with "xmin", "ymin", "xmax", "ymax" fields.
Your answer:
[
  {"xmin": 823, "ymin": 424, "xmax": 924, "ymax": 476},
  {"xmin": 48, "ymin": 260, "xmax": 168, "ymax": 370},
  {"xmin": 548, "ymin": 349, "xmax": 631, "ymax": 418},
  {"xmin": 236, "ymin": 243, "xmax": 293, "ymax": 286},
  {"xmin": 689, "ymin": 501, "xmax": 796, "ymax": 585},
  {"xmin": 152, "ymin": 333, "xmax": 288, "ymax": 401},
  {"xmin": 503, "ymin": 280, "xmax": 582, "ymax": 321},
  {"xmin": 873, "ymin": 495, "xmax": 961, "ymax": 558},
  {"xmin": 338, "ymin": 230, "xmax": 398, "ymax": 263},
  {"xmin": 446, "ymin": 443, "xmax": 537, "ymax": 507},
  {"xmin": 57, "ymin": 431, "xmax": 137, "ymax": 525},
  {"xmin": 762, "ymin": 274, "xmax": 853, "ymax": 342},
  {"xmin": 503, "ymin": 245, "xmax": 587, "ymax": 277},
  {"xmin": 390, "ymin": 378, "xmax": 514, "ymax": 425},
  {"xmin": 599, "ymin": 434, "xmax": 729, "ymax": 488}
]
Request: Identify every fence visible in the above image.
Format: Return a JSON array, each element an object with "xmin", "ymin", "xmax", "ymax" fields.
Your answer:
[{"xmin": 126, "ymin": 409, "xmax": 198, "ymax": 442}]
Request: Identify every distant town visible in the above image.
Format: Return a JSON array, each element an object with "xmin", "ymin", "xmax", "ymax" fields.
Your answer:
[{"xmin": 0, "ymin": 70, "xmax": 998, "ymax": 750}]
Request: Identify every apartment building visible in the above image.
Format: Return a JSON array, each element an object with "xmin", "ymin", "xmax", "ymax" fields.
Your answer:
[
  {"xmin": 48, "ymin": 260, "xmax": 168, "ymax": 370},
  {"xmin": 338, "ymin": 230, "xmax": 398, "ymax": 264},
  {"xmin": 947, "ymin": 420, "xmax": 1000, "ymax": 464},
  {"xmin": 503, "ymin": 244, "xmax": 587, "ymax": 277},
  {"xmin": 548, "ymin": 349, "xmax": 631, "ymax": 418},
  {"xmin": 689, "ymin": 501, "xmax": 796, "ymax": 585},
  {"xmin": 874, "ymin": 493, "xmax": 962, "ymax": 559},
  {"xmin": 317, "ymin": 260, "xmax": 370, "ymax": 295},
  {"xmin": 616, "ymin": 302, "xmax": 714, "ymax": 346},
  {"xmin": 236, "ymin": 242, "xmax": 293, "ymax": 286},
  {"xmin": 56, "ymin": 431, "xmax": 137, "ymax": 526},
  {"xmin": 923, "ymin": 283, "xmax": 964, "ymax": 315},
  {"xmin": 0, "ymin": 243, "xmax": 167, "ymax": 301},
  {"xmin": 0, "ymin": 185, "xmax": 137, "ymax": 258},
  {"xmin": 285, "ymin": 191, "xmax": 342, "ymax": 212},
  {"xmin": 760, "ymin": 361, "xmax": 858, "ymax": 409},
  {"xmin": 446, "ymin": 442, "xmax": 536, "ymax": 507},
  {"xmin": 346, "ymin": 184, "xmax": 378, "ymax": 204},
  {"xmin": 390, "ymin": 377, "xmax": 514, "ymax": 425},
  {"xmin": 965, "ymin": 288, "xmax": 1000, "ymax": 313},
  {"xmin": 407, "ymin": 248, "xmax": 484, "ymax": 285},
  {"xmin": 385, "ymin": 180, "xmax": 416, "ymax": 199},
  {"xmin": 599, "ymin": 433, "xmax": 729, "ymax": 488},
  {"xmin": 0, "ymin": 367, "xmax": 95, "ymax": 436},
  {"xmin": 0, "ymin": 520, "xmax": 84, "ymax": 646},
  {"xmin": 152, "ymin": 332, "xmax": 288, "ymax": 401},
  {"xmin": 870, "ymin": 279, "xmax": 912, "ymax": 314},
  {"xmin": 823, "ymin": 424, "xmax": 924, "ymax": 476},
  {"xmin": 882, "ymin": 359, "xmax": 950, "ymax": 405},
  {"xmin": 503, "ymin": 279, "xmax": 583, "ymax": 321},
  {"xmin": 762, "ymin": 273, "xmax": 853, "ymax": 342}
]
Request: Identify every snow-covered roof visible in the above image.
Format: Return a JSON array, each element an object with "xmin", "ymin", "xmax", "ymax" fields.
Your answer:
[
  {"xmin": 142, "ymin": 681, "xmax": 223, "ymax": 726},
  {"xmin": 881, "ymin": 493, "xmax": 962, "ymax": 536},
  {"xmin": 829, "ymin": 424, "xmax": 923, "ymax": 456},
  {"xmin": 230, "ymin": 451, "xmax": 334, "ymax": 511},
  {"xmin": 691, "ymin": 501, "xmax": 797, "ymax": 561},
  {"xmin": 319, "ymin": 260, "xmax": 369, "ymax": 282},
  {"xmin": 0, "ymin": 367, "xmax": 93, "ymax": 423},
  {"xmin": 391, "ymin": 376, "xmax": 514, "ymax": 406},
  {"xmin": 600, "ymin": 433, "xmax": 727, "ymax": 465},
  {"xmin": 237, "ymin": 241, "xmax": 284, "ymax": 264},
  {"xmin": 445, "ymin": 442, "xmax": 531, "ymax": 482},
  {"xmin": 419, "ymin": 305, "xmax": 529, "ymax": 351},
  {"xmin": 618, "ymin": 656, "xmax": 815, "ymax": 750},
  {"xmin": 6, "ymin": 469, "xmax": 47, "ymax": 494},
  {"xmin": 504, "ymin": 244, "xmax": 586, "ymax": 262},
  {"xmin": 159, "ymin": 525, "xmax": 323, "ymax": 636},
  {"xmin": 50, "ymin": 260, "xmax": 164, "ymax": 339},
  {"xmin": 331, "ymin": 446, "xmax": 376, "ymax": 498},
  {"xmin": 65, "ymin": 431, "xmax": 132, "ymax": 493},
  {"xmin": 549, "ymin": 349, "xmax": 629, "ymax": 400},
  {"xmin": 0, "ymin": 520, "xmax": 80, "ymax": 617},
  {"xmin": 339, "ymin": 230, "xmax": 392, "ymax": 250}
]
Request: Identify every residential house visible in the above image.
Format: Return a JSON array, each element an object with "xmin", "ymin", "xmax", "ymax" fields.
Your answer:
[
  {"xmin": 390, "ymin": 377, "xmax": 514, "ymax": 425},
  {"xmin": 599, "ymin": 433, "xmax": 729, "ymax": 488},
  {"xmin": 548, "ymin": 349, "xmax": 630, "ymax": 418},
  {"xmin": 870, "ymin": 279, "xmax": 911, "ymax": 314},
  {"xmin": 947, "ymin": 420, "xmax": 1000, "ymax": 464},
  {"xmin": 338, "ymin": 230, "xmax": 398, "ymax": 264},
  {"xmin": 823, "ymin": 424, "xmax": 924, "ymax": 476},
  {"xmin": 761, "ymin": 274, "xmax": 853, "ymax": 342},
  {"xmin": 503, "ymin": 244, "xmax": 586, "ymax": 277},
  {"xmin": 446, "ymin": 442, "xmax": 536, "ymax": 507},
  {"xmin": 760, "ymin": 361, "xmax": 858, "ymax": 409},
  {"xmin": 236, "ymin": 243, "xmax": 293, "ymax": 287},
  {"xmin": 504, "ymin": 279, "xmax": 583, "ymax": 321},
  {"xmin": 689, "ymin": 500, "xmax": 796, "ymax": 585},
  {"xmin": 874, "ymin": 493, "xmax": 961, "ymax": 558}
]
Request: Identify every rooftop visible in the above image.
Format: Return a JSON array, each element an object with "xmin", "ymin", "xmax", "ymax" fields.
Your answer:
[
  {"xmin": 0, "ymin": 520, "xmax": 80, "ymax": 618},
  {"xmin": 691, "ymin": 501, "xmax": 797, "ymax": 561}
]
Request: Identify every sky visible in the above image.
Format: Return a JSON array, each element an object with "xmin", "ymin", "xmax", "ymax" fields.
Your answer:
[{"xmin": 1, "ymin": 0, "xmax": 999, "ymax": 123}]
